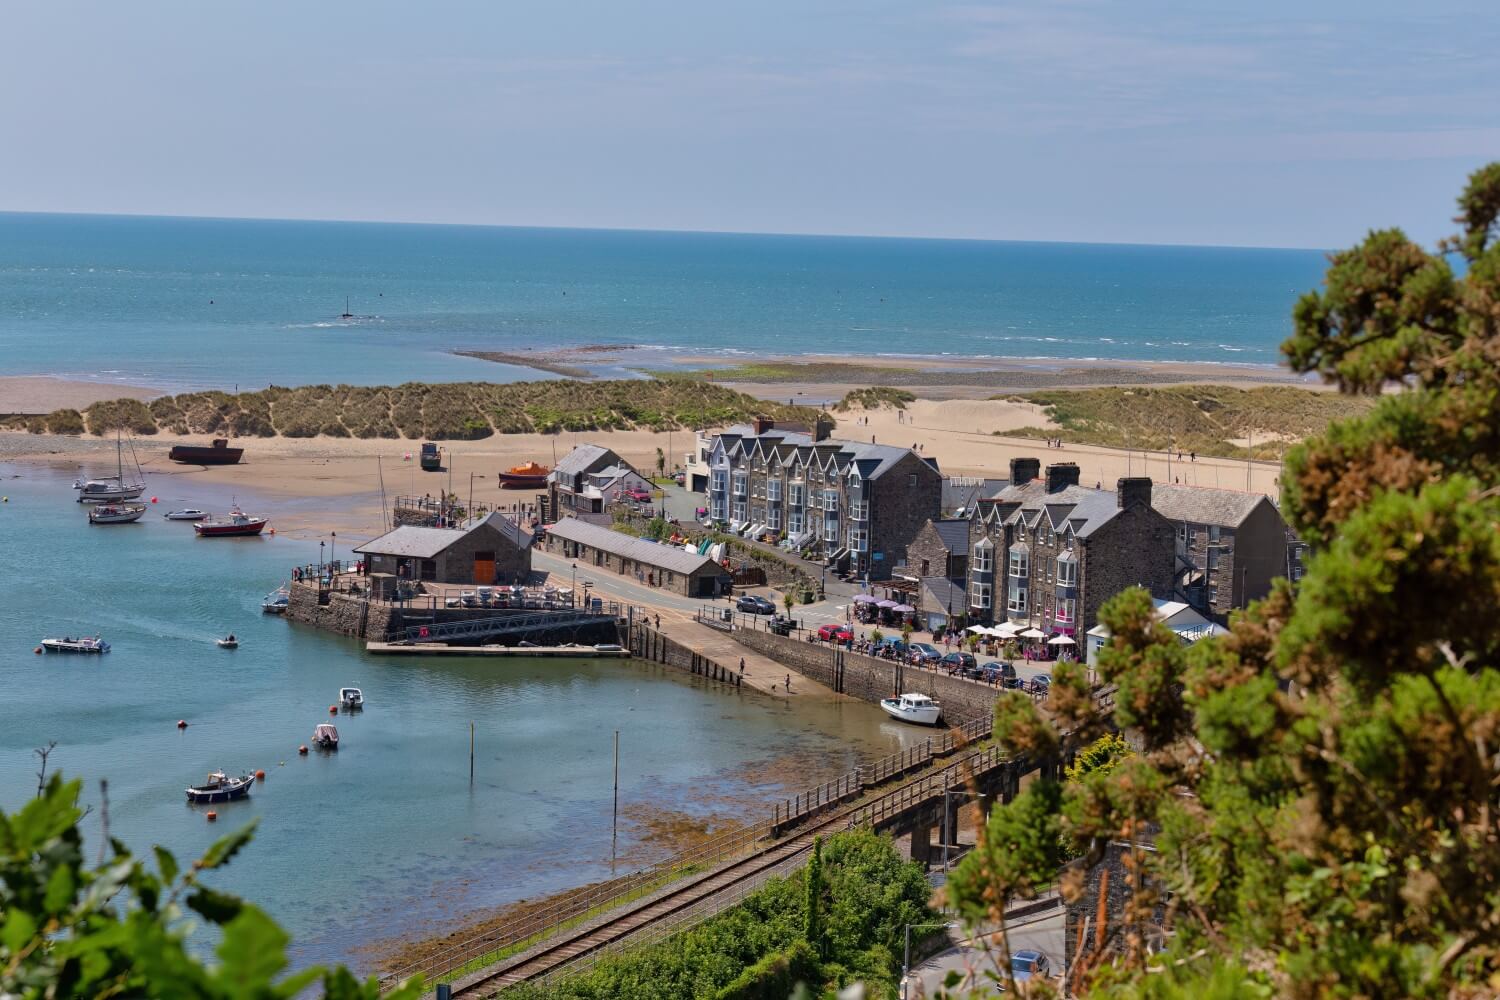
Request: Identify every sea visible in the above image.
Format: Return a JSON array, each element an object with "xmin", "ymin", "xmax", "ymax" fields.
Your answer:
[{"xmin": 0, "ymin": 212, "xmax": 1330, "ymax": 393}]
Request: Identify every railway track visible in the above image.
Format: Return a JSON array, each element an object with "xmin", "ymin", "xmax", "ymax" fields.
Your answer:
[{"xmin": 449, "ymin": 744, "xmax": 1013, "ymax": 998}]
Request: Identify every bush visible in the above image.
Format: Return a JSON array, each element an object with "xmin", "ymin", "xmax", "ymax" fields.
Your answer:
[
  {"xmin": 44, "ymin": 408, "xmax": 85, "ymax": 434},
  {"xmin": 712, "ymin": 940, "xmax": 821, "ymax": 1000}
]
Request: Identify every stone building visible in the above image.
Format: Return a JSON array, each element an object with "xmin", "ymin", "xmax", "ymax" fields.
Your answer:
[
  {"xmin": 702, "ymin": 418, "xmax": 942, "ymax": 580},
  {"xmin": 354, "ymin": 512, "xmax": 533, "ymax": 587},
  {"xmin": 1150, "ymin": 483, "xmax": 1301, "ymax": 622},
  {"xmin": 964, "ymin": 460, "xmax": 1175, "ymax": 637},
  {"xmin": 544, "ymin": 516, "xmax": 732, "ymax": 597},
  {"xmin": 904, "ymin": 518, "xmax": 971, "ymax": 582},
  {"xmin": 547, "ymin": 445, "xmax": 651, "ymax": 518}
]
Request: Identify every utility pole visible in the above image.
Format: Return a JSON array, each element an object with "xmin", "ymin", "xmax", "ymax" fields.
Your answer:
[{"xmin": 611, "ymin": 730, "xmax": 621, "ymax": 869}]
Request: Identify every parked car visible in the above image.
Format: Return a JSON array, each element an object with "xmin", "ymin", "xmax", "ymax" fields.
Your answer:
[
  {"xmin": 769, "ymin": 615, "xmax": 798, "ymax": 636},
  {"xmin": 736, "ymin": 594, "xmax": 776, "ymax": 615},
  {"xmin": 980, "ymin": 660, "xmax": 1018, "ymax": 685},
  {"xmin": 940, "ymin": 651, "xmax": 977, "ymax": 674},
  {"xmin": 818, "ymin": 623, "xmax": 854, "ymax": 642},
  {"xmin": 872, "ymin": 636, "xmax": 907, "ymax": 655},
  {"xmin": 1011, "ymin": 949, "xmax": 1051, "ymax": 983},
  {"xmin": 908, "ymin": 642, "xmax": 942, "ymax": 664},
  {"xmin": 1028, "ymin": 674, "xmax": 1052, "ymax": 695},
  {"xmin": 620, "ymin": 486, "xmax": 653, "ymax": 502}
]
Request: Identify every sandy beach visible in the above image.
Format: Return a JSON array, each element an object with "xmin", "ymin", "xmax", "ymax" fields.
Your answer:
[{"xmin": 0, "ymin": 375, "xmax": 160, "ymax": 414}]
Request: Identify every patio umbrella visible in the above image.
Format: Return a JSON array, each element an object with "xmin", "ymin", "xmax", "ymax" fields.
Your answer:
[
  {"xmin": 852, "ymin": 594, "xmax": 876, "ymax": 603},
  {"xmin": 1047, "ymin": 635, "xmax": 1075, "ymax": 645},
  {"xmin": 892, "ymin": 604, "xmax": 915, "ymax": 613},
  {"xmin": 1020, "ymin": 627, "xmax": 1046, "ymax": 639},
  {"xmin": 876, "ymin": 600, "xmax": 899, "ymax": 609},
  {"xmin": 993, "ymin": 622, "xmax": 1021, "ymax": 636},
  {"xmin": 966, "ymin": 625, "xmax": 989, "ymax": 634}
]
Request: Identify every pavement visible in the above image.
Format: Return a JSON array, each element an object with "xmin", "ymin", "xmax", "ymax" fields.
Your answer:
[{"xmin": 903, "ymin": 910, "xmax": 1066, "ymax": 998}]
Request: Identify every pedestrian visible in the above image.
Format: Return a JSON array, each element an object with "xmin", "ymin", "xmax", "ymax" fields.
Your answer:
[
  {"xmin": 655, "ymin": 613, "xmax": 661, "ymax": 629},
  {"xmin": 1190, "ymin": 451, "xmax": 1196, "ymax": 462},
  {"xmin": 785, "ymin": 674, "xmax": 791, "ymax": 691},
  {"xmin": 739, "ymin": 657, "xmax": 745, "ymax": 674}
]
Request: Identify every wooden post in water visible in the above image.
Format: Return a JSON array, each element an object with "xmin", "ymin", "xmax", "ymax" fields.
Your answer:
[
  {"xmin": 469, "ymin": 722, "xmax": 475, "ymax": 784},
  {"xmin": 611, "ymin": 730, "xmax": 620, "ymax": 868}
]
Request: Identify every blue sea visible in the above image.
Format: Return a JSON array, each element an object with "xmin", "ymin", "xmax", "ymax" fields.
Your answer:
[{"xmin": 0, "ymin": 212, "xmax": 1328, "ymax": 393}]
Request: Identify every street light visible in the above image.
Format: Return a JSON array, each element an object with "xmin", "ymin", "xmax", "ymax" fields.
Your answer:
[
  {"xmin": 330, "ymin": 531, "xmax": 337, "ymax": 571},
  {"xmin": 571, "ymin": 562, "xmax": 578, "ymax": 608},
  {"xmin": 902, "ymin": 920, "xmax": 961, "ymax": 999}
]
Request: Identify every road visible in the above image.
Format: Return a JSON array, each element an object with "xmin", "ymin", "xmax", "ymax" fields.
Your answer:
[{"xmin": 903, "ymin": 909, "xmax": 1066, "ymax": 998}]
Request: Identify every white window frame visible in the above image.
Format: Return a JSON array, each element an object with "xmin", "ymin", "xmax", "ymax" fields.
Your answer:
[
  {"xmin": 822, "ymin": 519, "xmax": 840, "ymax": 543},
  {"xmin": 732, "ymin": 472, "xmax": 748, "ymax": 496},
  {"xmin": 711, "ymin": 470, "xmax": 728, "ymax": 493},
  {"xmin": 971, "ymin": 582, "xmax": 992, "ymax": 609},
  {"xmin": 768, "ymin": 507, "xmax": 782, "ymax": 530},
  {"xmin": 768, "ymin": 479, "xmax": 782, "ymax": 501},
  {"xmin": 848, "ymin": 527, "xmax": 869, "ymax": 552},
  {"xmin": 1007, "ymin": 584, "xmax": 1028, "ymax": 615},
  {"xmin": 1056, "ymin": 558, "xmax": 1077, "ymax": 587},
  {"xmin": 789, "ymin": 511, "xmax": 804, "ymax": 536},
  {"xmin": 731, "ymin": 501, "xmax": 746, "ymax": 522},
  {"xmin": 972, "ymin": 540, "xmax": 993, "ymax": 573},
  {"xmin": 1056, "ymin": 597, "xmax": 1076, "ymax": 624},
  {"xmin": 821, "ymin": 489, "xmax": 839, "ymax": 512},
  {"xmin": 1008, "ymin": 546, "xmax": 1029, "ymax": 578},
  {"xmin": 849, "ymin": 501, "xmax": 869, "ymax": 521}
]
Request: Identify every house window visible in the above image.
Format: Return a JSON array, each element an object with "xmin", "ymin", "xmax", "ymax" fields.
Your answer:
[
  {"xmin": 768, "ymin": 507, "xmax": 782, "ymax": 530},
  {"xmin": 848, "ymin": 528, "xmax": 869, "ymax": 552},
  {"xmin": 788, "ymin": 483, "xmax": 805, "ymax": 507},
  {"xmin": 1056, "ymin": 597, "xmax": 1076, "ymax": 624},
  {"xmin": 1056, "ymin": 558, "xmax": 1077, "ymax": 587},
  {"xmin": 1206, "ymin": 584, "xmax": 1219, "ymax": 606},
  {"xmin": 731, "ymin": 501, "xmax": 746, "ymax": 522},
  {"xmin": 850, "ymin": 502, "xmax": 869, "ymax": 520},
  {"xmin": 1207, "ymin": 548, "xmax": 1220, "ymax": 570},
  {"xmin": 1008, "ymin": 546, "xmax": 1029, "ymax": 578},
  {"xmin": 732, "ymin": 472, "xmax": 748, "ymax": 496},
  {"xmin": 1007, "ymin": 584, "xmax": 1028, "ymax": 615},
  {"xmin": 972, "ymin": 540, "xmax": 993, "ymax": 573},
  {"xmin": 971, "ymin": 582, "xmax": 992, "ymax": 609},
  {"xmin": 768, "ymin": 479, "xmax": 782, "ymax": 501},
  {"xmin": 921, "ymin": 559, "xmax": 931, "ymax": 576},
  {"xmin": 711, "ymin": 497, "xmax": 726, "ymax": 520},
  {"xmin": 848, "ymin": 468, "xmax": 861, "ymax": 486},
  {"xmin": 908, "ymin": 473, "xmax": 918, "ymax": 487},
  {"xmin": 1209, "ymin": 524, "xmax": 1221, "ymax": 542},
  {"xmin": 823, "ymin": 519, "xmax": 839, "ymax": 543},
  {"xmin": 711, "ymin": 470, "xmax": 727, "ymax": 493},
  {"xmin": 821, "ymin": 489, "xmax": 839, "ymax": 512},
  {"xmin": 789, "ymin": 511, "xmax": 804, "ymax": 535}
]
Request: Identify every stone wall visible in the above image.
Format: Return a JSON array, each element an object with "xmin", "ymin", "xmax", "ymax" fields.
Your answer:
[
  {"xmin": 1080, "ymin": 505, "xmax": 1176, "ymax": 633},
  {"xmin": 628, "ymin": 623, "xmax": 743, "ymax": 688},
  {"xmin": 867, "ymin": 451, "xmax": 944, "ymax": 581},
  {"xmin": 1064, "ymin": 842, "xmax": 1167, "ymax": 972},
  {"xmin": 905, "ymin": 518, "xmax": 968, "ymax": 580},
  {"xmin": 727, "ymin": 629, "xmax": 1002, "ymax": 721}
]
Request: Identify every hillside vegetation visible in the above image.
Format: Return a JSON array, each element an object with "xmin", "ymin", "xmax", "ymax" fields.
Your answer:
[
  {"xmin": 833, "ymin": 387, "xmax": 916, "ymax": 411},
  {"xmin": 3, "ymin": 379, "xmax": 831, "ymax": 440},
  {"xmin": 1001, "ymin": 384, "xmax": 1376, "ymax": 459}
]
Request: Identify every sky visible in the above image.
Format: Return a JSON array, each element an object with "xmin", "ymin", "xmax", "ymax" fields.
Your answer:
[{"xmin": 2, "ymin": 1, "xmax": 1497, "ymax": 249}]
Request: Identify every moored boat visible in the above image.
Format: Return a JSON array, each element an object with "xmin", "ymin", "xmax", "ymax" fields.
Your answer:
[
  {"xmin": 339, "ymin": 687, "xmax": 364, "ymax": 710},
  {"xmin": 262, "ymin": 586, "xmax": 290, "ymax": 614},
  {"xmin": 168, "ymin": 439, "xmax": 244, "ymax": 465},
  {"xmin": 77, "ymin": 430, "xmax": 146, "ymax": 503},
  {"xmin": 41, "ymin": 636, "xmax": 110, "ymax": 654},
  {"xmin": 165, "ymin": 509, "xmax": 208, "ymax": 521},
  {"xmin": 311, "ymin": 723, "xmax": 340, "ymax": 749},
  {"xmin": 217, "ymin": 634, "xmax": 239, "ymax": 649},
  {"xmin": 88, "ymin": 503, "xmax": 147, "ymax": 524},
  {"xmin": 194, "ymin": 506, "xmax": 268, "ymax": 537},
  {"xmin": 879, "ymin": 692, "xmax": 943, "ymax": 726},
  {"xmin": 498, "ymin": 461, "xmax": 550, "ymax": 488},
  {"xmin": 185, "ymin": 771, "xmax": 253, "ymax": 804}
]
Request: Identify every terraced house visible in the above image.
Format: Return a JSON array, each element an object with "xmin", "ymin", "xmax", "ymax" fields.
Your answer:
[
  {"xmin": 704, "ymin": 419, "xmax": 941, "ymax": 580},
  {"xmin": 965, "ymin": 459, "xmax": 1176, "ymax": 637}
]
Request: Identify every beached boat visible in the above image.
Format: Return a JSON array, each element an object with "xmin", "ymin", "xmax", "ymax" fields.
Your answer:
[
  {"xmin": 262, "ymin": 586, "xmax": 290, "ymax": 614},
  {"xmin": 41, "ymin": 636, "xmax": 110, "ymax": 654},
  {"xmin": 77, "ymin": 431, "xmax": 146, "ymax": 503},
  {"xmin": 311, "ymin": 723, "xmax": 339, "ymax": 750},
  {"xmin": 88, "ymin": 503, "xmax": 147, "ymax": 524},
  {"xmin": 217, "ymin": 635, "xmax": 239, "ymax": 649},
  {"xmin": 498, "ymin": 461, "xmax": 550, "ymax": 489},
  {"xmin": 164, "ymin": 509, "xmax": 208, "ymax": 520},
  {"xmin": 879, "ymin": 693, "xmax": 943, "ymax": 726},
  {"xmin": 167, "ymin": 439, "xmax": 243, "ymax": 465},
  {"xmin": 185, "ymin": 771, "xmax": 253, "ymax": 804},
  {"xmin": 339, "ymin": 687, "xmax": 363, "ymax": 710},
  {"xmin": 420, "ymin": 442, "xmax": 442, "ymax": 472},
  {"xmin": 194, "ymin": 506, "xmax": 268, "ymax": 537}
]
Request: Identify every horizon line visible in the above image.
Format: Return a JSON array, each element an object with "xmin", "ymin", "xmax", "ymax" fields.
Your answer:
[{"xmin": 0, "ymin": 207, "xmax": 1334, "ymax": 255}]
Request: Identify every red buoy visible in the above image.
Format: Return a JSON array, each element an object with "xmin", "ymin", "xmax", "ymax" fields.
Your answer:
[
  {"xmin": 177, "ymin": 720, "xmax": 188, "ymax": 729},
  {"xmin": 206, "ymin": 811, "xmax": 217, "ymax": 822},
  {"xmin": 34, "ymin": 647, "xmax": 42, "ymax": 654},
  {"xmin": 329, "ymin": 705, "xmax": 338, "ymax": 714},
  {"xmin": 255, "ymin": 769, "xmax": 266, "ymax": 780},
  {"xmin": 298, "ymin": 745, "xmax": 309, "ymax": 755},
  {"xmin": 150, "ymin": 496, "xmax": 158, "ymax": 503}
]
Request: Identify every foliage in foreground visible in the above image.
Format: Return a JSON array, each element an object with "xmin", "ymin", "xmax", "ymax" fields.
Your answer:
[
  {"xmin": 1000, "ymin": 383, "xmax": 1374, "ymax": 460},
  {"xmin": 946, "ymin": 163, "xmax": 1500, "ymax": 998},
  {"xmin": 5, "ymin": 379, "xmax": 831, "ymax": 441},
  {"xmin": 506, "ymin": 829, "xmax": 933, "ymax": 1000},
  {"xmin": 0, "ymin": 774, "xmax": 421, "ymax": 999}
]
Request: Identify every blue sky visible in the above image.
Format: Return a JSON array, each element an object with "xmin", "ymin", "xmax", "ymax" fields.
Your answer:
[{"xmin": 2, "ymin": 1, "xmax": 1496, "ymax": 248}]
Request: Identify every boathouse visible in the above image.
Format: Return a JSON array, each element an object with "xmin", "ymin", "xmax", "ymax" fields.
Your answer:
[
  {"xmin": 355, "ymin": 512, "xmax": 533, "ymax": 587},
  {"xmin": 544, "ymin": 516, "xmax": 731, "ymax": 597}
]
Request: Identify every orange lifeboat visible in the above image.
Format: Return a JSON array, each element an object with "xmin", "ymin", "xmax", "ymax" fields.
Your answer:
[{"xmin": 497, "ymin": 462, "xmax": 550, "ymax": 489}]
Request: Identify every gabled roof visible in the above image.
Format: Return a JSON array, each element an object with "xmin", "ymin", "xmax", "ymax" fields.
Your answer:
[
  {"xmin": 553, "ymin": 444, "xmax": 619, "ymax": 478},
  {"xmin": 932, "ymin": 518, "xmax": 970, "ymax": 553},
  {"xmin": 920, "ymin": 576, "xmax": 965, "ymax": 613},
  {"xmin": 712, "ymin": 429, "xmax": 933, "ymax": 480},
  {"xmin": 355, "ymin": 512, "xmax": 532, "ymax": 558},
  {"xmin": 545, "ymin": 517, "xmax": 728, "ymax": 576},
  {"xmin": 1150, "ymin": 484, "xmax": 1274, "ymax": 529}
]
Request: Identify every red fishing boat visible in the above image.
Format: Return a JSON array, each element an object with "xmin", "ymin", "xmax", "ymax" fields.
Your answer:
[
  {"xmin": 498, "ymin": 462, "xmax": 550, "ymax": 489},
  {"xmin": 194, "ymin": 505, "xmax": 268, "ymax": 537}
]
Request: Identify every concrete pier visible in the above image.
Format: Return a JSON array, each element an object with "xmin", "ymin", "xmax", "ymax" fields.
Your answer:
[{"xmin": 365, "ymin": 643, "xmax": 629, "ymax": 657}]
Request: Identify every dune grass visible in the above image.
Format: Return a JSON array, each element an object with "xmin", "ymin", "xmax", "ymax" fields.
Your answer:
[{"xmin": 1000, "ymin": 384, "xmax": 1375, "ymax": 460}]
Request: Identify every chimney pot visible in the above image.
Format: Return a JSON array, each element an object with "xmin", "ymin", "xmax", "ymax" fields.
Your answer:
[{"xmin": 1045, "ymin": 463, "xmax": 1081, "ymax": 493}]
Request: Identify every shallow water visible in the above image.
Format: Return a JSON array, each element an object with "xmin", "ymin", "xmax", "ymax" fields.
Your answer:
[{"xmin": 0, "ymin": 464, "xmax": 918, "ymax": 970}]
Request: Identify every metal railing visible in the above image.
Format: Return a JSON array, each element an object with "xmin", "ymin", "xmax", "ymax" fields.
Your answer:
[
  {"xmin": 395, "ymin": 608, "xmax": 620, "ymax": 645},
  {"xmin": 846, "ymin": 745, "xmax": 1012, "ymax": 830}
]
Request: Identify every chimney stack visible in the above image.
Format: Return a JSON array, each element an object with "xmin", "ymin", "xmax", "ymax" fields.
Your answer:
[
  {"xmin": 752, "ymin": 416, "xmax": 775, "ymax": 435},
  {"xmin": 1010, "ymin": 457, "xmax": 1041, "ymax": 487},
  {"xmin": 1117, "ymin": 477, "xmax": 1153, "ymax": 510},
  {"xmin": 1045, "ymin": 463, "xmax": 1081, "ymax": 493}
]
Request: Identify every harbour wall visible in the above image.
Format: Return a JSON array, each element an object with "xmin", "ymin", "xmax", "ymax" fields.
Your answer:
[
  {"xmin": 628, "ymin": 623, "xmax": 743, "ymax": 689},
  {"xmin": 727, "ymin": 630, "xmax": 1002, "ymax": 721}
]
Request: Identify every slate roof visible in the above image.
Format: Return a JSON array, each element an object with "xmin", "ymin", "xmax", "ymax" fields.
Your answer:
[
  {"xmin": 552, "ymin": 444, "xmax": 617, "ymax": 478},
  {"xmin": 717, "ymin": 429, "xmax": 932, "ymax": 480},
  {"xmin": 920, "ymin": 577, "xmax": 965, "ymax": 616},
  {"xmin": 932, "ymin": 518, "xmax": 971, "ymax": 553},
  {"xmin": 355, "ymin": 511, "xmax": 532, "ymax": 559},
  {"xmin": 545, "ymin": 517, "xmax": 728, "ymax": 576},
  {"xmin": 1149, "ymin": 484, "xmax": 1271, "ymax": 528},
  {"xmin": 943, "ymin": 477, "xmax": 1006, "ymax": 514}
]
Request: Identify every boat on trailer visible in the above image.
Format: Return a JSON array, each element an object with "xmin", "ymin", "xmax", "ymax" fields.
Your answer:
[
  {"xmin": 879, "ymin": 692, "xmax": 943, "ymax": 726},
  {"xmin": 185, "ymin": 771, "xmax": 253, "ymax": 804},
  {"xmin": 41, "ymin": 636, "xmax": 110, "ymax": 654},
  {"xmin": 498, "ymin": 461, "xmax": 550, "ymax": 489}
]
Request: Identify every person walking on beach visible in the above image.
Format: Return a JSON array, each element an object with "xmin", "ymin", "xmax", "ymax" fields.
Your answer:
[
  {"xmin": 785, "ymin": 674, "xmax": 791, "ymax": 692},
  {"xmin": 739, "ymin": 657, "xmax": 745, "ymax": 674}
]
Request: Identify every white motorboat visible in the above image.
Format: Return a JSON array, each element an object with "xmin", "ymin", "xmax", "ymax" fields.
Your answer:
[
  {"xmin": 262, "ymin": 586, "xmax": 290, "ymax": 614},
  {"xmin": 339, "ymin": 687, "xmax": 364, "ymax": 710},
  {"xmin": 41, "ymin": 636, "xmax": 110, "ymax": 654},
  {"xmin": 77, "ymin": 430, "xmax": 146, "ymax": 503},
  {"xmin": 88, "ymin": 503, "xmax": 147, "ymax": 524},
  {"xmin": 879, "ymin": 692, "xmax": 943, "ymax": 726},
  {"xmin": 165, "ymin": 509, "xmax": 208, "ymax": 521},
  {"xmin": 217, "ymin": 634, "xmax": 239, "ymax": 649}
]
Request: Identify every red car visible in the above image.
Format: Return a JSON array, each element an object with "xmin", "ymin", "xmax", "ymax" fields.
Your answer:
[
  {"xmin": 622, "ymin": 486, "xmax": 653, "ymax": 502},
  {"xmin": 817, "ymin": 624, "xmax": 854, "ymax": 642}
]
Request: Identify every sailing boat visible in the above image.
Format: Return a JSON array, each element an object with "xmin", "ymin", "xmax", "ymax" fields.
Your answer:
[
  {"xmin": 340, "ymin": 296, "xmax": 354, "ymax": 320},
  {"xmin": 77, "ymin": 430, "xmax": 146, "ymax": 504}
]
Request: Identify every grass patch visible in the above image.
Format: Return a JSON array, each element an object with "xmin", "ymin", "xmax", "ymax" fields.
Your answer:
[
  {"xmin": 833, "ymin": 387, "xmax": 916, "ymax": 411},
  {"xmin": 998, "ymin": 384, "xmax": 1376, "ymax": 460}
]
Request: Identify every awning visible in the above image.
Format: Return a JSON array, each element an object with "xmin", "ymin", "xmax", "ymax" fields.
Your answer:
[
  {"xmin": 966, "ymin": 625, "xmax": 989, "ymax": 634},
  {"xmin": 1020, "ymin": 627, "xmax": 1046, "ymax": 639}
]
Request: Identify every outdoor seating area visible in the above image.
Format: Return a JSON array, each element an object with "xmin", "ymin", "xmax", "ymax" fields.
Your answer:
[{"xmin": 850, "ymin": 593, "xmax": 917, "ymax": 628}]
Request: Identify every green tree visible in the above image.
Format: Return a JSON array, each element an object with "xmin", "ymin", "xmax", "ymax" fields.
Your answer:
[
  {"xmin": 656, "ymin": 446, "xmax": 666, "ymax": 477},
  {"xmin": 783, "ymin": 590, "xmax": 795, "ymax": 617},
  {"xmin": 946, "ymin": 164, "xmax": 1500, "ymax": 998},
  {"xmin": 803, "ymin": 836, "xmax": 825, "ymax": 958},
  {"xmin": 1, "ymin": 774, "xmax": 423, "ymax": 999}
]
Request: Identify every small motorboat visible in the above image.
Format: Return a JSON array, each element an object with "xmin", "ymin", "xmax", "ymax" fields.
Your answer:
[
  {"xmin": 41, "ymin": 636, "xmax": 110, "ymax": 654},
  {"xmin": 217, "ymin": 634, "xmax": 239, "ymax": 649},
  {"xmin": 194, "ymin": 505, "xmax": 269, "ymax": 537},
  {"xmin": 339, "ymin": 687, "xmax": 364, "ymax": 710},
  {"xmin": 185, "ymin": 771, "xmax": 253, "ymax": 804},
  {"xmin": 593, "ymin": 643, "xmax": 625, "ymax": 653},
  {"xmin": 498, "ymin": 461, "xmax": 550, "ymax": 489},
  {"xmin": 165, "ymin": 509, "xmax": 208, "ymax": 521},
  {"xmin": 879, "ymin": 693, "xmax": 943, "ymax": 726},
  {"xmin": 262, "ymin": 586, "xmax": 290, "ymax": 614},
  {"xmin": 311, "ymin": 723, "xmax": 339, "ymax": 750},
  {"xmin": 88, "ymin": 503, "xmax": 147, "ymax": 524}
]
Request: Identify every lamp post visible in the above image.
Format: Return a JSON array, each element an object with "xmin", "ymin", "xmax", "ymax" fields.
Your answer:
[
  {"xmin": 571, "ymin": 562, "xmax": 578, "ymax": 607},
  {"xmin": 901, "ymin": 921, "xmax": 960, "ymax": 999},
  {"xmin": 319, "ymin": 539, "xmax": 325, "ymax": 573},
  {"xmin": 330, "ymin": 531, "xmax": 336, "ymax": 572}
]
